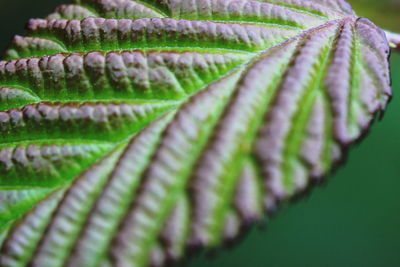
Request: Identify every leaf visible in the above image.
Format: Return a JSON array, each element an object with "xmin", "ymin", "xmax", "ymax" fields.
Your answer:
[{"xmin": 0, "ymin": 0, "xmax": 392, "ymax": 266}]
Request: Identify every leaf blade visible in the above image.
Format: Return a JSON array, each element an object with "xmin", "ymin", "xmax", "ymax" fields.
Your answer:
[{"xmin": 0, "ymin": 1, "xmax": 392, "ymax": 267}]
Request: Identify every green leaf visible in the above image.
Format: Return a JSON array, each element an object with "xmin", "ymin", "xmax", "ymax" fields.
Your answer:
[{"xmin": 0, "ymin": 0, "xmax": 392, "ymax": 266}]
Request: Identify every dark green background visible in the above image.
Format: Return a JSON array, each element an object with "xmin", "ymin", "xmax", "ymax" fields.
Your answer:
[{"xmin": 0, "ymin": 1, "xmax": 399, "ymax": 266}]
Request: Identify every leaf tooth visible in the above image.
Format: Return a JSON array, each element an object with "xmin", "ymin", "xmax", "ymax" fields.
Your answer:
[
  {"xmin": 109, "ymin": 70, "xmax": 243, "ymax": 267},
  {"xmin": 64, "ymin": 116, "xmax": 172, "ymax": 267},
  {"xmin": 0, "ymin": 190, "xmax": 65, "ymax": 267},
  {"xmin": 149, "ymin": 243, "xmax": 166, "ymax": 267},
  {"xmin": 357, "ymin": 66, "xmax": 385, "ymax": 117},
  {"xmin": 300, "ymin": 94, "xmax": 331, "ymax": 179},
  {"xmin": 26, "ymin": 147, "xmax": 124, "ymax": 267},
  {"xmin": 222, "ymin": 210, "xmax": 241, "ymax": 242},
  {"xmin": 159, "ymin": 195, "xmax": 190, "ymax": 261},
  {"xmin": 233, "ymin": 158, "xmax": 264, "ymax": 224},
  {"xmin": 148, "ymin": 247, "xmax": 166, "ymax": 267}
]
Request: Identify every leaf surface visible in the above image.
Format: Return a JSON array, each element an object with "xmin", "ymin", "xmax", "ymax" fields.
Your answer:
[{"xmin": 0, "ymin": 0, "xmax": 392, "ymax": 266}]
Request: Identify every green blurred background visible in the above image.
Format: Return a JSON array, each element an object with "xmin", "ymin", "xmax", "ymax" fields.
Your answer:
[{"xmin": 0, "ymin": 0, "xmax": 399, "ymax": 266}]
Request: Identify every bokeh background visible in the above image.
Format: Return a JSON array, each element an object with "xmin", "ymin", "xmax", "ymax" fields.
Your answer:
[{"xmin": 0, "ymin": 0, "xmax": 399, "ymax": 266}]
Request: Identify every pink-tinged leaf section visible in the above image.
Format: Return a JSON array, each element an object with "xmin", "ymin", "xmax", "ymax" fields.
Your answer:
[{"xmin": 0, "ymin": 0, "xmax": 392, "ymax": 267}]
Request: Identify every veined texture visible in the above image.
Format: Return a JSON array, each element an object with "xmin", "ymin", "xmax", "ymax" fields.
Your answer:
[{"xmin": 0, "ymin": 1, "xmax": 392, "ymax": 267}]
